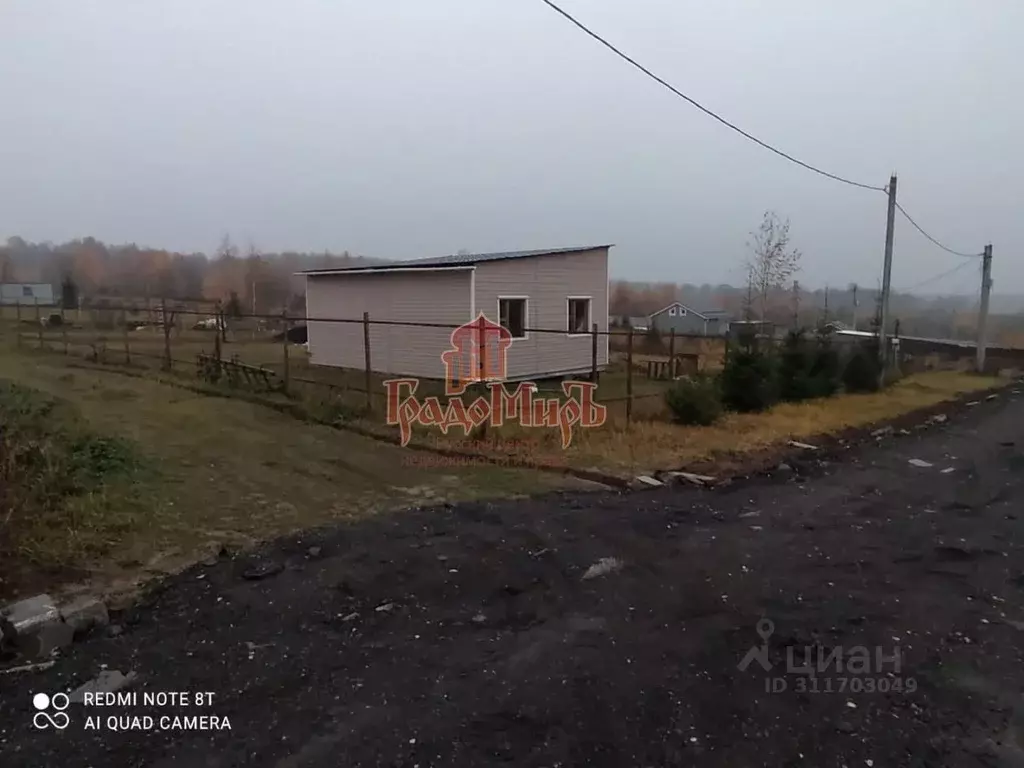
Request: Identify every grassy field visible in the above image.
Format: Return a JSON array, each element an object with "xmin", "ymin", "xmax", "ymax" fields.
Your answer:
[
  {"xmin": 0, "ymin": 348, "xmax": 590, "ymax": 602},
  {"xmin": 433, "ymin": 370, "xmax": 1005, "ymax": 472},
  {"xmin": 5, "ymin": 320, "xmax": 1007, "ymax": 477},
  {"xmin": 12, "ymin": 320, "xmax": 674, "ymax": 419}
]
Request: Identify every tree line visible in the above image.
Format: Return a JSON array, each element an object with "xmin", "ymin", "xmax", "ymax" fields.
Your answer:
[{"xmin": 0, "ymin": 235, "xmax": 382, "ymax": 314}]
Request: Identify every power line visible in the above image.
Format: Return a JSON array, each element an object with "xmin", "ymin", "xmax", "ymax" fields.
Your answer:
[
  {"xmin": 893, "ymin": 201, "xmax": 982, "ymax": 258},
  {"xmin": 896, "ymin": 259, "xmax": 977, "ymax": 293},
  {"xmin": 537, "ymin": 0, "xmax": 886, "ymax": 193}
]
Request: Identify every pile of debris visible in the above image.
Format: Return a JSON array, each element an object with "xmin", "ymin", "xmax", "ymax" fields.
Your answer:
[{"xmin": 1, "ymin": 593, "xmax": 108, "ymax": 663}]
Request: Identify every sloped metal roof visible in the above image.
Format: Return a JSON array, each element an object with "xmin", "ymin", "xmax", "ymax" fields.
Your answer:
[{"xmin": 300, "ymin": 245, "xmax": 612, "ymax": 274}]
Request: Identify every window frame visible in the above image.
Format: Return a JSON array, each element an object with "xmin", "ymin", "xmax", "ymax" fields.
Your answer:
[
  {"xmin": 668, "ymin": 306, "xmax": 677, "ymax": 317},
  {"xmin": 497, "ymin": 296, "xmax": 529, "ymax": 340},
  {"xmin": 565, "ymin": 296, "xmax": 592, "ymax": 337}
]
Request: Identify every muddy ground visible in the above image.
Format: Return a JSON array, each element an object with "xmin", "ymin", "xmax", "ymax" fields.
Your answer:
[{"xmin": 3, "ymin": 388, "xmax": 1024, "ymax": 767}]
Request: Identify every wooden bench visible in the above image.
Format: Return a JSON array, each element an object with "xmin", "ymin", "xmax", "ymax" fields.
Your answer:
[
  {"xmin": 644, "ymin": 354, "xmax": 701, "ymax": 380},
  {"xmin": 196, "ymin": 353, "xmax": 278, "ymax": 391}
]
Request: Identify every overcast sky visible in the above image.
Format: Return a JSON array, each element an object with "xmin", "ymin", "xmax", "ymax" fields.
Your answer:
[{"xmin": 2, "ymin": 1, "xmax": 1021, "ymax": 291}]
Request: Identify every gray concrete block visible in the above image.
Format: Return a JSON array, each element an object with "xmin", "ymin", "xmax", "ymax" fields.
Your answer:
[
  {"xmin": 60, "ymin": 596, "xmax": 109, "ymax": 636},
  {"xmin": 2, "ymin": 594, "xmax": 60, "ymax": 637},
  {"xmin": 16, "ymin": 620, "xmax": 74, "ymax": 659}
]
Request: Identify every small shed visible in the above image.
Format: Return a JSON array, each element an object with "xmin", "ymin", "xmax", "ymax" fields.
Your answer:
[
  {"xmin": 301, "ymin": 245, "xmax": 611, "ymax": 382},
  {"xmin": 0, "ymin": 283, "xmax": 55, "ymax": 306}
]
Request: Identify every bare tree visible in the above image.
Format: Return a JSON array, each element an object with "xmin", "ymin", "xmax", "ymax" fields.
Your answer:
[
  {"xmin": 216, "ymin": 234, "xmax": 239, "ymax": 261},
  {"xmin": 746, "ymin": 211, "xmax": 802, "ymax": 322}
]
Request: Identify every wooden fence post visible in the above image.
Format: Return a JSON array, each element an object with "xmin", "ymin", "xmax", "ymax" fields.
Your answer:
[
  {"xmin": 15, "ymin": 301, "xmax": 22, "ymax": 348},
  {"xmin": 668, "ymin": 329, "xmax": 676, "ymax": 377},
  {"xmin": 626, "ymin": 327, "xmax": 634, "ymax": 425},
  {"xmin": 161, "ymin": 297, "xmax": 172, "ymax": 371},
  {"xmin": 591, "ymin": 323, "xmax": 599, "ymax": 383},
  {"xmin": 281, "ymin": 310, "xmax": 290, "ymax": 395},
  {"xmin": 122, "ymin": 308, "xmax": 131, "ymax": 364},
  {"xmin": 35, "ymin": 299, "xmax": 44, "ymax": 349},
  {"xmin": 477, "ymin": 314, "xmax": 488, "ymax": 383},
  {"xmin": 363, "ymin": 312, "xmax": 373, "ymax": 413}
]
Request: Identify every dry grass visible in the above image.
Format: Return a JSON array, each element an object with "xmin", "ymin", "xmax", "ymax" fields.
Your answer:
[
  {"xmin": 404, "ymin": 371, "xmax": 1005, "ymax": 473},
  {"xmin": 6, "ymin": 321, "xmax": 1006, "ymax": 480},
  {"xmin": 0, "ymin": 348, "xmax": 584, "ymax": 599}
]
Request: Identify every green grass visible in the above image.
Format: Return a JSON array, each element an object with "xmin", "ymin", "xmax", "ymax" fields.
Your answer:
[{"xmin": 0, "ymin": 379, "xmax": 152, "ymax": 580}]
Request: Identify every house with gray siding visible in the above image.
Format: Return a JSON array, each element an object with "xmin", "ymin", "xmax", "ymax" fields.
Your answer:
[
  {"xmin": 301, "ymin": 245, "xmax": 611, "ymax": 381},
  {"xmin": 648, "ymin": 302, "xmax": 731, "ymax": 336},
  {"xmin": 0, "ymin": 283, "xmax": 55, "ymax": 306}
]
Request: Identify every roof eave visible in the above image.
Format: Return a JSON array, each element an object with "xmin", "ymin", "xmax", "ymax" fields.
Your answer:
[{"xmin": 297, "ymin": 265, "xmax": 477, "ymax": 277}]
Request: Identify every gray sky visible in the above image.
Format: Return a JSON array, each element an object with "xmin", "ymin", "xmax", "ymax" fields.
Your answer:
[{"xmin": 2, "ymin": 1, "xmax": 1021, "ymax": 291}]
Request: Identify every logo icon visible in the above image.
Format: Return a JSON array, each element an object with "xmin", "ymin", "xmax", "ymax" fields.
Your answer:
[
  {"xmin": 384, "ymin": 312, "xmax": 607, "ymax": 448},
  {"xmin": 441, "ymin": 313, "xmax": 512, "ymax": 396},
  {"xmin": 737, "ymin": 618, "xmax": 775, "ymax": 672},
  {"xmin": 33, "ymin": 692, "xmax": 70, "ymax": 730}
]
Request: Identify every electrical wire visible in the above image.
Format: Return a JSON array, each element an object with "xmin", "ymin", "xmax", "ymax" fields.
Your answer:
[
  {"xmin": 537, "ymin": 0, "xmax": 886, "ymax": 192},
  {"xmin": 896, "ymin": 259, "xmax": 977, "ymax": 293},
  {"xmin": 538, "ymin": 0, "xmax": 990, "ymax": 261},
  {"xmin": 894, "ymin": 201, "xmax": 982, "ymax": 258}
]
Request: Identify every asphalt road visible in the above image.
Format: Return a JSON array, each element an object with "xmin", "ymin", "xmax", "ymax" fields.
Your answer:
[{"xmin": 3, "ymin": 388, "xmax": 1024, "ymax": 767}]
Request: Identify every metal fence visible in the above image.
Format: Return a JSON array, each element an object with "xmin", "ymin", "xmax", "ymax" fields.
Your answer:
[{"xmin": 3, "ymin": 300, "xmax": 729, "ymax": 424}]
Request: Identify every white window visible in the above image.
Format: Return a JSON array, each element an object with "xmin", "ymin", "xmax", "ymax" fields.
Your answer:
[
  {"xmin": 668, "ymin": 307, "xmax": 677, "ymax": 316},
  {"xmin": 567, "ymin": 297, "xmax": 591, "ymax": 335},
  {"xmin": 498, "ymin": 297, "xmax": 528, "ymax": 339}
]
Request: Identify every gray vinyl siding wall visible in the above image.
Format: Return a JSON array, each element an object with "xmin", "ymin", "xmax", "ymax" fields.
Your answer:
[
  {"xmin": 649, "ymin": 307, "xmax": 728, "ymax": 336},
  {"xmin": 305, "ymin": 270, "xmax": 471, "ymax": 379},
  {"xmin": 649, "ymin": 308, "xmax": 703, "ymax": 335},
  {"xmin": 472, "ymin": 248, "xmax": 609, "ymax": 380}
]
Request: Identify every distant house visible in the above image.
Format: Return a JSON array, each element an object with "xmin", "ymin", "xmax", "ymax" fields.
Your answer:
[
  {"xmin": 0, "ymin": 283, "xmax": 55, "ymax": 306},
  {"xmin": 301, "ymin": 245, "xmax": 611, "ymax": 381},
  {"xmin": 610, "ymin": 315, "xmax": 649, "ymax": 331},
  {"xmin": 648, "ymin": 302, "xmax": 731, "ymax": 336},
  {"xmin": 728, "ymin": 319, "xmax": 776, "ymax": 340}
]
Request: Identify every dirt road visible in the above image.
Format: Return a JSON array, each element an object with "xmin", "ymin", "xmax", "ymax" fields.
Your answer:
[{"xmin": 3, "ymin": 389, "xmax": 1024, "ymax": 767}]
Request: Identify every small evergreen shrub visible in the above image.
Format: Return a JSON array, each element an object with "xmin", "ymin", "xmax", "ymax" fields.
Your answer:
[
  {"xmin": 664, "ymin": 374, "xmax": 723, "ymax": 426},
  {"xmin": 843, "ymin": 344, "xmax": 881, "ymax": 393},
  {"xmin": 809, "ymin": 329, "xmax": 842, "ymax": 397},
  {"xmin": 778, "ymin": 330, "xmax": 816, "ymax": 402},
  {"xmin": 720, "ymin": 343, "xmax": 778, "ymax": 413}
]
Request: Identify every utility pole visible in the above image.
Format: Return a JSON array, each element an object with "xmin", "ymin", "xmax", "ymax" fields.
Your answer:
[
  {"xmin": 791, "ymin": 280, "xmax": 800, "ymax": 329},
  {"xmin": 851, "ymin": 283, "xmax": 859, "ymax": 330},
  {"xmin": 878, "ymin": 174, "xmax": 898, "ymax": 372},
  {"xmin": 976, "ymin": 243, "xmax": 993, "ymax": 373},
  {"xmin": 822, "ymin": 285, "xmax": 830, "ymax": 327},
  {"xmin": 251, "ymin": 279, "xmax": 257, "ymax": 341},
  {"xmin": 744, "ymin": 269, "xmax": 754, "ymax": 322}
]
